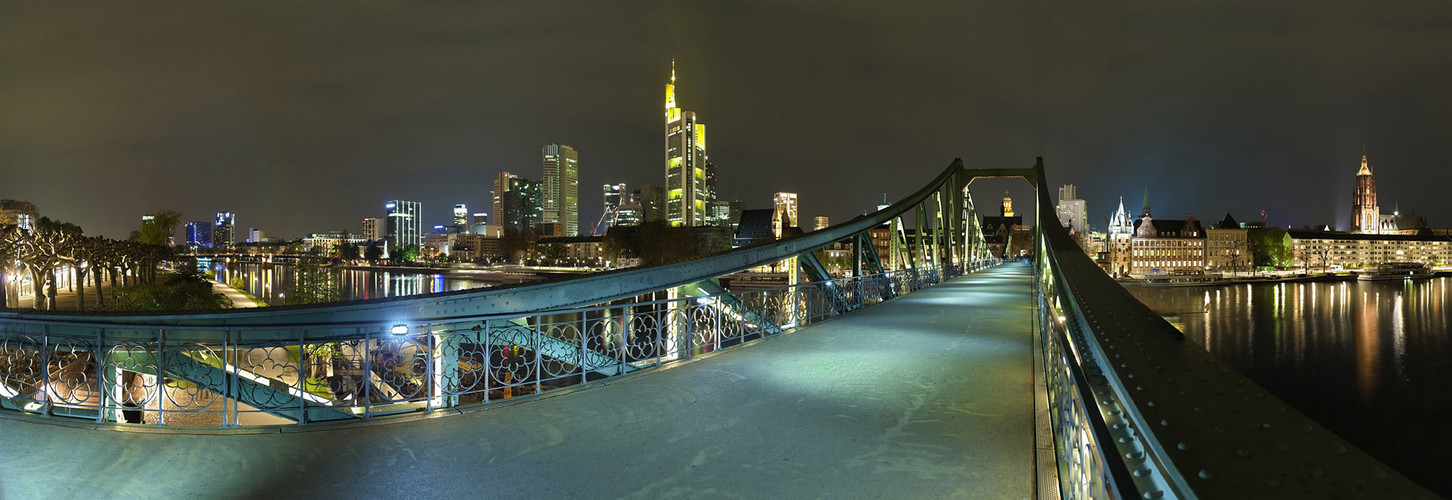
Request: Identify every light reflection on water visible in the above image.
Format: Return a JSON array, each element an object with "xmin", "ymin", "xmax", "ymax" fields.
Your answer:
[
  {"xmin": 1124, "ymin": 278, "xmax": 1452, "ymax": 495},
  {"xmin": 214, "ymin": 262, "xmax": 496, "ymax": 302}
]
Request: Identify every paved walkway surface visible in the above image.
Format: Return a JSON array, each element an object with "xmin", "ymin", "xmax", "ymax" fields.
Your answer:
[
  {"xmin": 210, "ymin": 279, "xmax": 260, "ymax": 308},
  {"xmin": 0, "ymin": 263, "xmax": 1037, "ymax": 499}
]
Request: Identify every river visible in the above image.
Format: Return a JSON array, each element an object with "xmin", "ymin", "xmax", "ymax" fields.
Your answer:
[
  {"xmin": 211, "ymin": 260, "xmax": 532, "ymax": 303},
  {"xmin": 1124, "ymin": 278, "xmax": 1452, "ymax": 495}
]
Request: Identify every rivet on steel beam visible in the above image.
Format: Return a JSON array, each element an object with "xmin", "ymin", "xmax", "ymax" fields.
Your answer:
[
  {"xmin": 1177, "ymin": 442, "xmax": 1188, "ymax": 451},
  {"xmin": 1236, "ymin": 448, "xmax": 1252, "ymax": 458},
  {"xmin": 1198, "ymin": 469, "xmax": 1212, "ymax": 479},
  {"xmin": 1160, "ymin": 419, "xmax": 1170, "ymax": 427}
]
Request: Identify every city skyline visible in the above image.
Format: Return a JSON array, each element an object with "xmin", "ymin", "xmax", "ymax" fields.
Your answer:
[{"xmin": 5, "ymin": 3, "xmax": 1452, "ymax": 239}]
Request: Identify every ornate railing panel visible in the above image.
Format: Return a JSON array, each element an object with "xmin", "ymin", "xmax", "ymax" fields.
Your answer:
[{"xmin": 0, "ymin": 263, "xmax": 996, "ymax": 428}]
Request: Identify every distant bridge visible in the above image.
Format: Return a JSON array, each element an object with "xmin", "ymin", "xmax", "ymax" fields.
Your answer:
[{"xmin": 0, "ymin": 159, "xmax": 1431, "ymax": 498}]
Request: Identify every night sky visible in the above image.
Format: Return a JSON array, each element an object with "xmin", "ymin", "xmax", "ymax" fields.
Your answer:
[{"xmin": 4, "ymin": 1, "xmax": 1452, "ymax": 240}]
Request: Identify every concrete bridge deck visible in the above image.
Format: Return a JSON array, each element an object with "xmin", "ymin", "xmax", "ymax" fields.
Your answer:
[{"xmin": 0, "ymin": 263, "xmax": 1037, "ymax": 498}]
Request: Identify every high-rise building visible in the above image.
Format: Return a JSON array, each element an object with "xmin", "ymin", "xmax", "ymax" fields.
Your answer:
[
  {"xmin": 213, "ymin": 212, "xmax": 235, "ymax": 247},
  {"xmin": 598, "ymin": 183, "xmax": 626, "ymax": 234},
  {"xmin": 362, "ymin": 217, "xmax": 384, "ymax": 241},
  {"xmin": 814, "ymin": 216, "xmax": 830, "ymax": 231},
  {"xmin": 710, "ymin": 200, "xmax": 743, "ymax": 230},
  {"xmin": 616, "ymin": 204, "xmax": 643, "ymax": 227},
  {"xmin": 1056, "ymin": 184, "xmax": 1088, "ymax": 233},
  {"xmin": 664, "ymin": 60, "xmax": 712, "ymax": 226},
  {"xmin": 772, "ymin": 192, "xmax": 798, "ymax": 239},
  {"xmin": 385, "ymin": 199, "xmax": 423, "ymax": 253},
  {"xmin": 453, "ymin": 204, "xmax": 469, "ymax": 229},
  {"xmin": 635, "ymin": 184, "xmax": 666, "ymax": 223},
  {"xmin": 471, "ymin": 213, "xmax": 489, "ymax": 235},
  {"xmin": 541, "ymin": 144, "xmax": 580, "ymax": 237},
  {"xmin": 1352, "ymin": 154, "xmax": 1379, "ymax": 234},
  {"xmin": 492, "ymin": 172, "xmax": 542, "ymax": 234},
  {"xmin": 185, "ymin": 221, "xmax": 213, "ymax": 248},
  {"xmin": 247, "ymin": 228, "xmax": 265, "ymax": 244}
]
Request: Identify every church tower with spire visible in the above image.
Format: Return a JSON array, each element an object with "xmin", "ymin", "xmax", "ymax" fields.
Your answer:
[
  {"xmin": 664, "ymin": 60, "xmax": 712, "ymax": 227},
  {"xmin": 1352, "ymin": 154, "xmax": 1379, "ymax": 234}
]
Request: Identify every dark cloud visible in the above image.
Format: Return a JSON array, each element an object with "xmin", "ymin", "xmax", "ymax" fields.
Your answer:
[{"xmin": 3, "ymin": 1, "xmax": 1451, "ymax": 238}]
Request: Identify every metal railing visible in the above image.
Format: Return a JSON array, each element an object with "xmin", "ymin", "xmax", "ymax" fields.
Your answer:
[
  {"xmin": 0, "ymin": 262, "xmax": 997, "ymax": 427},
  {"xmin": 1025, "ymin": 157, "xmax": 1430, "ymax": 498}
]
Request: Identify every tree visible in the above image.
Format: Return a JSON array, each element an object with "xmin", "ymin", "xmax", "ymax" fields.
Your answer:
[
  {"xmin": 279, "ymin": 258, "xmax": 341, "ymax": 305},
  {"xmin": 1248, "ymin": 228, "xmax": 1292, "ymax": 271},
  {"xmin": 138, "ymin": 209, "xmax": 181, "ymax": 246},
  {"xmin": 112, "ymin": 266, "xmax": 230, "ymax": 311},
  {"xmin": 340, "ymin": 242, "xmax": 361, "ymax": 261},
  {"xmin": 364, "ymin": 241, "xmax": 384, "ymax": 262},
  {"xmin": 398, "ymin": 244, "xmax": 420, "ymax": 263}
]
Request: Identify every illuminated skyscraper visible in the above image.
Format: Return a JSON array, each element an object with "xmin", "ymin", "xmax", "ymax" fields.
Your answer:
[
  {"xmin": 493, "ymin": 172, "xmax": 542, "ymax": 234},
  {"xmin": 772, "ymin": 192, "xmax": 798, "ymax": 239},
  {"xmin": 185, "ymin": 221, "xmax": 212, "ymax": 248},
  {"xmin": 665, "ymin": 60, "xmax": 712, "ymax": 226},
  {"xmin": 598, "ymin": 183, "xmax": 625, "ymax": 233},
  {"xmin": 213, "ymin": 212, "xmax": 235, "ymax": 247},
  {"xmin": 541, "ymin": 144, "xmax": 580, "ymax": 237},
  {"xmin": 635, "ymin": 184, "xmax": 665, "ymax": 223},
  {"xmin": 1056, "ymin": 184, "xmax": 1087, "ymax": 233},
  {"xmin": 1352, "ymin": 154, "xmax": 1379, "ymax": 234},
  {"xmin": 453, "ymin": 204, "xmax": 468, "ymax": 229},
  {"xmin": 362, "ymin": 217, "xmax": 384, "ymax": 241},
  {"xmin": 385, "ymin": 199, "xmax": 423, "ymax": 254}
]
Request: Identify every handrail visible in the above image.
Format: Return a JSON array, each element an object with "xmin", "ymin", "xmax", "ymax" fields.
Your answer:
[
  {"xmin": 1028, "ymin": 157, "xmax": 1431, "ymax": 498},
  {"xmin": 1, "ymin": 160, "xmax": 970, "ymax": 327}
]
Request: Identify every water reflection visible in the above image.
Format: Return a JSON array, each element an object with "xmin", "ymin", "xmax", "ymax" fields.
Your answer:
[
  {"xmin": 1124, "ymin": 277, "xmax": 1452, "ymax": 495},
  {"xmin": 214, "ymin": 262, "xmax": 497, "ymax": 303}
]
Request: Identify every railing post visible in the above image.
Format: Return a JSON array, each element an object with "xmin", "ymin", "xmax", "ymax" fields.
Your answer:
[
  {"xmin": 155, "ymin": 328, "xmax": 164, "ymax": 426},
  {"xmin": 39, "ymin": 324, "xmax": 50, "ymax": 418},
  {"xmin": 362, "ymin": 326, "xmax": 372, "ymax": 419},
  {"xmin": 297, "ymin": 328, "xmax": 307, "ymax": 424},
  {"xmin": 95, "ymin": 327, "xmax": 105, "ymax": 424}
]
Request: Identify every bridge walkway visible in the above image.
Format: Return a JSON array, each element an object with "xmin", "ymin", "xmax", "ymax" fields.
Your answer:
[{"xmin": 0, "ymin": 263, "xmax": 1037, "ymax": 498}]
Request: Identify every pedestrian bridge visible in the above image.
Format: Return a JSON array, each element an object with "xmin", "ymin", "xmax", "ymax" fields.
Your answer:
[{"xmin": 0, "ymin": 159, "xmax": 1433, "ymax": 498}]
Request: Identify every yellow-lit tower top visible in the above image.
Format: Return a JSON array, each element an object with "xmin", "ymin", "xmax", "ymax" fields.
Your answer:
[{"xmin": 665, "ymin": 59, "xmax": 677, "ymax": 121}]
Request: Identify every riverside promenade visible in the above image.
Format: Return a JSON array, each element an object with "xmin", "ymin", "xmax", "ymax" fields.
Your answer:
[{"xmin": 0, "ymin": 264, "xmax": 1039, "ymax": 498}]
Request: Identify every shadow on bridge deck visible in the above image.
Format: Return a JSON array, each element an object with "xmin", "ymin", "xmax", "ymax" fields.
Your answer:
[{"xmin": 0, "ymin": 263, "xmax": 1037, "ymax": 498}]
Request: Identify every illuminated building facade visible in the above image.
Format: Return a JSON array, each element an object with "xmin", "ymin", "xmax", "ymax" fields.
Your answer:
[
  {"xmin": 1290, "ymin": 231, "xmax": 1452, "ymax": 269},
  {"xmin": 664, "ymin": 60, "xmax": 712, "ymax": 226},
  {"xmin": 213, "ymin": 212, "xmax": 235, "ymax": 248},
  {"xmin": 712, "ymin": 199, "xmax": 743, "ymax": 230},
  {"xmin": 385, "ymin": 199, "xmax": 422, "ymax": 253},
  {"xmin": 185, "ymin": 221, "xmax": 212, "ymax": 248},
  {"xmin": 1205, "ymin": 213, "xmax": 1248, "ymax": 273},
  {"xmin": 1056, "ymin": 184, "xmax": 1087, "ymax": 233},
  {"xmin": 814, "ymin": 216, "xmax": 830, "ymax": 231},
  {"xmin": 599, "ymin": 183, "xmax": 625, "ymax": 233},
  {"xmin": 493, "ymin": 171, "xmax": 543, "ymax": 234},
  {"xmin": 1130, "ymin": 194, "xmax": 1205, "ymax": 274},
  {"xmin": 362, "ymin": 217, "xmax": 384, "ymax": 241},
  {"xmin": 772, "ymin": 192, "xmax": 798, "ymax": 239},
  {"xmin": 453, "ymin": 204, "xmax": 468, "ymax": 230},
  {"xmin": 1352, "ymin": 154, "xmax": 1379, "ymax": 234},
  {"xmin": 634, "ymin": 184, "xmax": 665, "ymax": 223},
  {"xmin": 541, "ymin": 144, "xmax": 579, "ymax": 237}
]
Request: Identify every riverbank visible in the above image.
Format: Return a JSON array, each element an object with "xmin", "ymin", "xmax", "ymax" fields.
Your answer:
[{"xmin": 1117, "ymin": 269, "xmax": 1452, "ymax": 287}]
